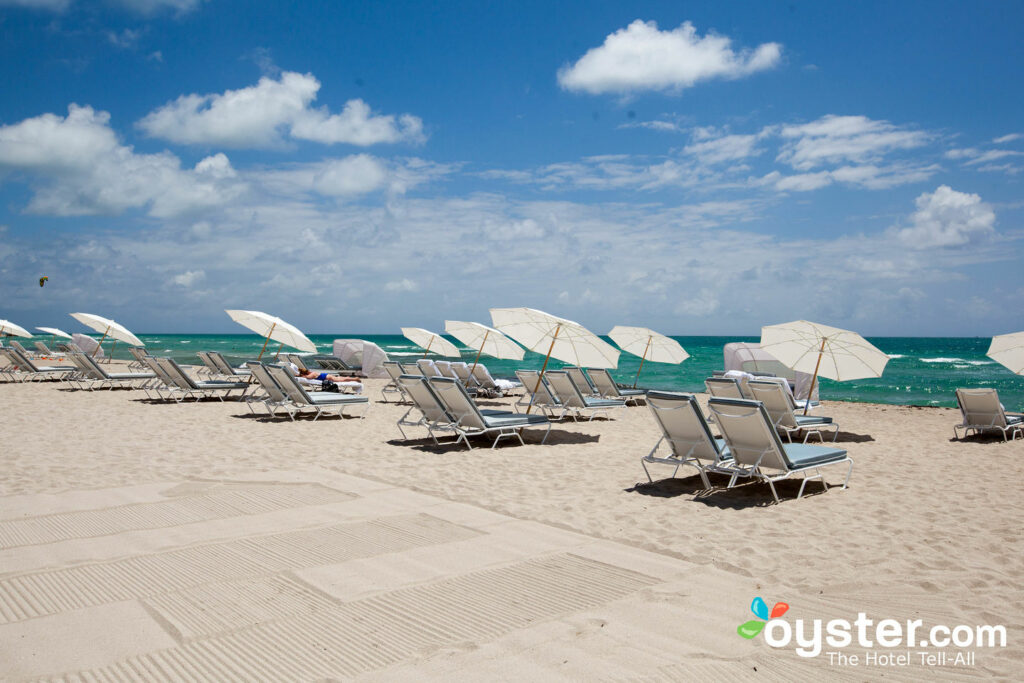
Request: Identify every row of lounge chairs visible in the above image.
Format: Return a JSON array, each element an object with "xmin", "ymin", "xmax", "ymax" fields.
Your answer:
[
  {"xmin": 382, "ymin": 360, "xmax": 513, "ymax": 402},
  {"xmin": 643, "ymin": 391, "xmax": 853, "ymax": 503},
  {"xmin": 705, "ymin": 376, "xmax": 838, "ymax": 443}
]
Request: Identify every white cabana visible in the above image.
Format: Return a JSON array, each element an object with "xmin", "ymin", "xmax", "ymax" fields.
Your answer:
[
  {"xmin": 333, "ymin": 339, "xmax": 389, "ymax": 378},
  {"xmin": 72, "ymin": 333, "xmax": 103, "ymax": 358}
]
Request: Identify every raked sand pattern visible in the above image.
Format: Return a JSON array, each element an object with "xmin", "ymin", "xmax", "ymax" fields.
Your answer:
[{"xmin": 2, "ymin": 372, "xmax": 1022, "ymax": 680}]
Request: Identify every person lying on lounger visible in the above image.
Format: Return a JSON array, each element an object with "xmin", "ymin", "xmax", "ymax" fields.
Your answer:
[{"xmin": 296, "ymin": 368, "xmax": 361, "ymax": 384}]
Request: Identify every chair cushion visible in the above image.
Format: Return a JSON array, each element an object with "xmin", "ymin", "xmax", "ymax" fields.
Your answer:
[
  {"xmin": 481, "ymin": 412, "xmax": 549, "ymax": 428},
  {"xmin": 307, "ymin": 393, "xmax": 369, "ymax": 404},
  {"xmin": 795, "ymin": 415, "xmax": 833, "ymax": 426},
  {"xmin": 582, "ymin": 398, "xmax": 626, "ymax": 407},
  {"xmin": 782, "ymin": 443, "xmax": 848, "ymax": 468},
  {"xmin": 617, "ymin": 388, "xmax": 646, "ymax": 396}
]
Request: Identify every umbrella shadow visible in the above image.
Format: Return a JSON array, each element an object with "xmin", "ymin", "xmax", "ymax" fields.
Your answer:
[
  {"xmin": 625, "ymin": 473, "xmax": 720, "ymax": 499},
  {"xmin": 693, "ymin": 479, "xmax": 842, "ymax": 509},
  {"xmin": 947, "ymin": 433, "xmax": 1023, "ymax": 445}
]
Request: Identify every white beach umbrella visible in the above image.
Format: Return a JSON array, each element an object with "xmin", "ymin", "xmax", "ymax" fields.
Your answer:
[
  {"xmin": 225, "ymin": 309, "xmax": 317, "ymax": 359},
  {"xmin": 987, "ymin": 331, "xmax": 1024, "ymax": 375},
  {"xmin": 760, "ymin": 320, "xmax": 889, "ymax": 414},
  {"xmin": 491, "ymin": 307, "xmax": 619, "ymax": 413},
  {"xmin": 400, "ymin": 327, "xmax": 461, "ymax": 358},
  {"xmin": 0, "ymin": 319, "xmax": 32, "ymax": 338},
  {"xmin": 609, "ymin": 325, "xmax": 689, "ymax": 387},
  {"xmin": 445, "ymin": 320, "xmax": 524, "ymax": 377},
  {"xmin": 35, "ymin": 326, "xmax": 73, "ymax": 339},
  {"xmin": 70, "ymin": 312, "xmax": 144, "ymax": 357}
]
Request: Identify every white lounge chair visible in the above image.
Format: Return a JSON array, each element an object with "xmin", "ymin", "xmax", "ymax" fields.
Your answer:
[
  {"xmin": 195, "ymin": 351, "xmax": 223, "ymax": 376},
  {"xmin": 515, "ymin": 369, "xmax": 564, "ymax": 418},
  {"xmin": 588, "ymin": 368, "xmax": 646, "ymax": 405},
  {"xmin": 545, "ymin": 370, "xmax": 626, "ymax": 421},
  {"xmin": 399, "ymin": 362, "xmax": 424, "ymax": 376},
  {"xmin": 707, "ymin": 397, "xmax": 853, "ymax": 503},
  {"xmin": 747, "ymin": 380, "xmax": 838, "ymax": 443},
  {"xmin": 245, "ymin": 361, "xmax": 297, "ymax": 418},
  {"xmin": 473, "ymin": 363, "xmax": 519, "ymax": 396},
  {"xmin": 705, "ymin": 376, "xmax": 751, "ymax": 400},
  {"xmin": 643, "ymin": 391, "xmax": 731, "ymax": 488},
  {"xmin": 1, "ymin": 348, "xmax": 75, "ymax": 382},
  {"xmin": 157, "ymin": 357, "xmax": 251, "ymax": 402},
  {"xmin": 34, "ymin": 341, "xmax": 56, "ymax": 357},
  {"xmin": 381, "ymin": 361, "xmax": 410, "ymax": 403},
  {"xmin": 265, "ymin": 364, "xmax": 369, "ymax": 420},
  {"xmin": 395, "ymin": 374, "xmax": 459, "ymax": 444},
  {"xmin": 67, "ymin": 352, "xmax": 155, "ymax": 390},
  {"xmin": 566, "ymin": 367, "xmax": 600, "ymax": 397},
  {"xmin": 954, "ymin": 388, "xmax": 1024, "ymax": 441},
  {"xmin": 207, "ymin": 351, "xmax": 252, "ymax": 378},
  {"xmin": 427, "ymin": 376, "xmax": 551, "ymax": 449},
  {"xmin": 450, "ymin": 362, "xmax": 481, "ymax": 389},
  {"xmin": 417, "ymin": 359, "xmax": 443, "ymax": 378}
]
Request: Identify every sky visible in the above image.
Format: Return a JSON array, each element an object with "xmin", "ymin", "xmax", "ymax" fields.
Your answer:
[{"xmin": 0, "ymin": 0, "xmax": 1022, "ymax": 336}]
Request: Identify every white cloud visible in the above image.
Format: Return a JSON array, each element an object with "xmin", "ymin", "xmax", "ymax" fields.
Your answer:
[
  {"xmin": 558, "ymin": 20, "xmax": 781, "ymax": 95},
  {"xmin": 895, "ymin": 185, "xmax": 996, "ymax": 248},
  {"xmin": 0, "ymin": 104, "xmax": 244, "ymax": 217},
  {"xmin": 171, "ymin": 270, "xmax": 205, "ymax": 287},
  {"xmin": 0, "ymin": 0, "xmax": 202, "ymax": 12},
  {"xmin": 0, "ymin": 0, "xmax": 72, "ymax": 10},
  {"xmin": 137, "ymin": 71, "xmax": 424, "ymax": 149},
  {"xmin": 384, "ymin": 278, "xmax": 418, "ymax": 292},
  {"xmin": 776, "ymin": 115, "xmax": 930, "ymax": 170},
  {"xmin": 992, "ymin": 133, "xmax": 1021, "ymax": 144},
  {"xmin": 311, "ymin": 155, "xmax": 389, "ymax": 196},
  {"xmin": 106, "ymin": 28, "xmax": 142, "ymax": 48},
  {"xmin": 683, "ymin": 134, "xmax": 760, "ymax": 164}
]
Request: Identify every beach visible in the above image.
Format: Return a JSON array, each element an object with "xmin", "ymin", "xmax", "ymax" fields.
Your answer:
[{"xmin": 2, "ymin": 367, "xmax": 1022, "ymax": 680}]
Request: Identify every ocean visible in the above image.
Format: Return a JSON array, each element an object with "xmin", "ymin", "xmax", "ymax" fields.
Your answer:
[{"xmin": 71, "ymin": 333, "xmax": 1024, "ymax": 410}]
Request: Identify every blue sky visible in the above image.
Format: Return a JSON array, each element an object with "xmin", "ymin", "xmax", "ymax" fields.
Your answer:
[{"xmin": 1, "ymin": 0, "xmax": 1022, "ymax": 336}]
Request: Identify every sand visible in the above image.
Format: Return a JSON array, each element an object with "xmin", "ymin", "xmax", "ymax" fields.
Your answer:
[{"xmin": 1, "ymin": 363, "xmax": 1022, "ymax": 680}]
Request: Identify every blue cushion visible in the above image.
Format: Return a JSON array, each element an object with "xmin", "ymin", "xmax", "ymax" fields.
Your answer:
[
  {"xmin": 795, "ymin": 415, "xmax": 832, "ymax": 426},
  {"xmin": 782, "ymin": 443, "xmax": 848, "ymax": 468},
  {"xmin": 582, "ymin": 398, "xmax": 626, "ymax": 407},
  {"xmin": 481, "ymin": 412, "xmax": 549, "ymax": 428}
]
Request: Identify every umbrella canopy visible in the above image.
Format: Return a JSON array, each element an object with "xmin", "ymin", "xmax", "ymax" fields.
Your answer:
[
  {"xmin": 490, "ymin": 308, "xmax": 619, "ymax": 369},
  {"xmin": 72, "ymin": 333, "xmax": 103, "ymax": 357},
  {"xmin": 400, "ymin": 327, "xmax": 461, "ymax": 358},
  {"xmin": 225, "ymin": 309, "xmax": 317, "ymax": 358},
  {"xmin": 70, "ymin": 313, "xmax": 145, "ymax": 347},
  {"xmin": 987, "ymin": 331, "xmax": 1024, "ymax": 375},
  {"xmin": 36, "ymin": 326, "xmax": 73, "ymax": 339},
  {"xmin": 444, "ymin": 321, "xmax": 525, "ymax": 360},
  {"xmin": 609, "ymin": 325, "xmax": 689, "ymax": 387},
  {"xmin": 0, "ymin": 319, "xmax": 32, "ymax": 337},
  {"xmin": 760, "ymin": 320, "xmax": 889, "ymax": 414}
]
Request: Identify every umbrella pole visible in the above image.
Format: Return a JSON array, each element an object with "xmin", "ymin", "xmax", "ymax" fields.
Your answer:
[
  {"xmin": 468, "ymin": 330, "xmax": 489, "ymax": 379},
  {"xmin": 421, "ymin": 337, "xmax": 433, "ymax": 359},
  {"xmin": 93, "ymin": 327, "xmax": 111, "ymax": 358},
  {"xmin": 527, "ymin": 325, "xmax": 560, "ymax": 415},
  {"xmin": 803, "ymin": 337, "xmax": 827, "ymax": 415},
  {"xmin": 274, "ymin": 342, "xmax": 284, "ymax": 360},
  {"xmin": 633, "ymin": 337, "xmax": 652, "ymax": 389},
  {"xmin": 257, "ymin": 323, "xmax": 277, "ymax": 360}
]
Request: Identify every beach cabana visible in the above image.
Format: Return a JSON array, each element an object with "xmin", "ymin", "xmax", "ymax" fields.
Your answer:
[{"xmin": 333, "ymin": 339, "xmax": 389, "ymax": 378}]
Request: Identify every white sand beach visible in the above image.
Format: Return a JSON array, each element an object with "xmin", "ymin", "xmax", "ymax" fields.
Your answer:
[{"xmin": 2, "ymin": 368, "xmax": 1022, "ymax": 680}]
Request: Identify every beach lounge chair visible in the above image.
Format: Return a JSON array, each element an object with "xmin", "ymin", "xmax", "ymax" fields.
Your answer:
[
  {"xmin": 399, "ymin": 362, "xmax": 424, "ymax": 376},
  {"xmin": 194, "ymin": 351, "xmax": 223, "ymax": 376},
  {"xmin": 417, "ymin": 359, "xmax": 443, "ymax": 378},
  {"xmin": 747, "ymin": 380, "xmax": 838, "ymax": 443},
  {"xmin": 34, "ymin": 341, "xmax": 56, "ymax": 357},
  {"xmin": 10, "ymin": 340, "xmax": 37, "ymax": 358},
  {"xmin": 587, "ymin": 368, "xmax": 646, "ymax": 405},
  {"xmin": 954, "ymin": 388, "xmax": 1024, "ymax": 442},
  {"xmin": 544, "ymin": 370, "xmax": 626, "ymax": 421},
  {"xmin": 244, "ymin": 362, "xmax": 324, "ymax": 419},
  {"xmin": 706, "ymin": 397, "xmax": 853, "ymax": 503},
  {"xmin": 394, "ymin": 374, "xmax": 461, "ymax": 444},
  {"xmin": 309, "ymin": 355, "xmax": 360, "ymax": 375},
  {"xmin": 566, "ymin": 367, "xmax": 600, "ymax": 397},
  {"xmin": 473, "ymin": 363, "xmax": 519, "ymax": 396},
  {"xmin": 515, "ymin": 369, "xmax": 565, "ymax": 418},
  {"xmin": 265, "ymin": 364, "xmax": 369, "ymax": 420},
  {"xmin": 67, "ymin": 352, "xmax": 155, "ymax": 390},
  {"xmin": 157, "ymin": 357, "xmax": 251, "ymax": 402},
  {"xmin": 643, "ymin": 391, "xmax": 732, "ymax": 488},
  {"xmin": 1, "ymin": 347, "xmax": 76, "ymax": 382},
  {"xmin": 206, "ymin": 350, "xmax": 252, "ymax": 379},
  {"xmin": 705, "ymin": 376, "xmax": 752, "ymax": 400},
  {"xmin": 125, "ymin": 346, "xmax": 151, "ymax": 370},
  {"xmin": 380, "ymin": 361, "xmax": 411, "ymax": 403},
  {"xmin": 427, "ymin": 376, "xmax": 551, "ymax": 449},
  {"xmin": 450, "ymin": 362, "xmax": 480, "ymax": 388}
]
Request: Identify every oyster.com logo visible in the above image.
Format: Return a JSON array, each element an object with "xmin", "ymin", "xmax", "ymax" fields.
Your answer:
[{"xmin": 737, "ymin": 596, "xmax": 789, "ymax": 639}]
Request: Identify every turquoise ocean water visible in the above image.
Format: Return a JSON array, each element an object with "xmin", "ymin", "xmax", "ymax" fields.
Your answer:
[{"xmin": 68, "ymin": 334, "xmax": 1024, "ymax": 410}]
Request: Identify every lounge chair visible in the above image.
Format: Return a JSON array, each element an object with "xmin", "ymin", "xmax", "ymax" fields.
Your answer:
[
  {"xmin": 954, "ymin": 388, "xmax": 1024, "ymax": 441},
  {"xmin": 515, "ymin": 369, "xmax": 565, "ymax": 418},
  {"xmin": 1, "ymin": 348, "xmax": 76, "ymax": 382},
  {"xmin": 450, "ymin": 362, "xmax": 481, "ymax": 388},
  {"xmin": 643, "ymin": 391, "xmax": 731, "ymax": 488},
  {"xmin": 265, "ymin": 364, "xmax": 369, "ymax": 420},
  {"xmin": 195, "ymin": 351, "xmax": 223, "ymax": 376},
  {"xmin": 747, "ymin": 380, "xmax": 838, "ymax": 443},
  {"xmin": 544, "ymin": 370, "xmax": 626, "ymax": 421},
  {"xmin": 473, "ymin": 364, "xmax": 519, "ymax": 396},
  {"xmin": 427, "ymin": 376, "xmax": 551, "ymax": 449},
  {"xmin": 309, "ymin": 355, "xmax": 360, "ymax": 375},
  {"xmin": 207, "ymin": 351, "xmax": 252, "ymax": 378},
  {"xmin": 417, "ymin": 359, "xmax": 443, "ymax": 378},
  {"xmin": 67, "ymin": 352, "xmax": 155, "ymax": 390},
  {"xmin": 400, "ymin": 362, "xmax": 424, "ymax": 376},
  {"xmin": 566, "ymin": 367, "xmax": 600, "ymax": 397},
  {"xmin": 157, "ymin": 357, "xmax": 251, "ymax": 402},
  {"xmin": 9, "ymin": 340, "xmax": 37, "ymax": 358},
  {"xmin": 394, "ymin": 374, "xmax": 462, "ymax": 444},
  {"xmin": 126, "ymin": 346, "xmax": 151, "ymax": 370},
  {"xmin": 381, "ymin": 361, "xmax": 411, "ymax": 403},
  {"xmin": 705, "ymin": 376, "xmax": 751, "ymax": 400},
  {"xmin": 588, "ymin": 368, "xmax": 646, "ymax": 405},
  {"xmin": 34, "ymin": 341, "xmax": 56, "ymax": 357},
  {"xmin": 706, "ymin": 397, "xmax": 853, "ymax": 503}
]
